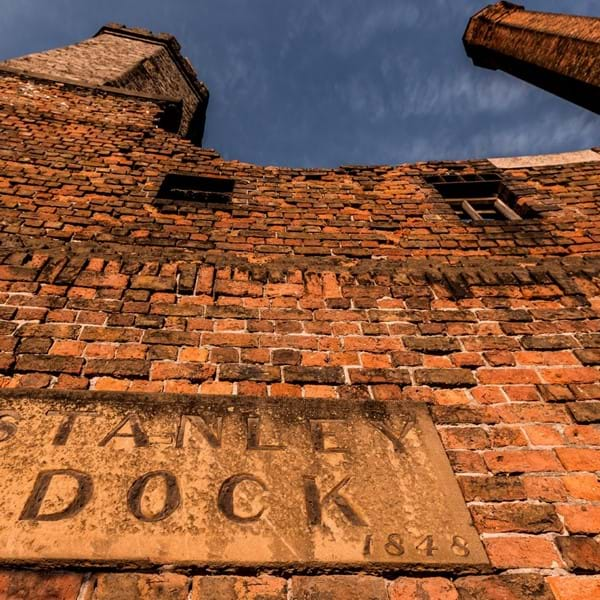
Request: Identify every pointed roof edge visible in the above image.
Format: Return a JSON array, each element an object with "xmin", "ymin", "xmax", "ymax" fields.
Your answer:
[{"xmin": 95, "ymin": 23, "xmax": 208, "ymax": 103}]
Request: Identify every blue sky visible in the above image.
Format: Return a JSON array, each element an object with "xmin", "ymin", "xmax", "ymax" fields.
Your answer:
[{"xmin": 0, "ymin": 1, "xmax": 598, "ymax": 167}]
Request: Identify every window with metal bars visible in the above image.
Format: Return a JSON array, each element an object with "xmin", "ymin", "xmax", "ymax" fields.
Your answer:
[{"xmin": 425, "ymin": 172, "xmax": 526, "ymax": 222}]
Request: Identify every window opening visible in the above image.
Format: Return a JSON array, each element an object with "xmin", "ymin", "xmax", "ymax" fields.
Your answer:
[
  {"xmin": 425, "ymin": 173, "xmax": 526, "ymax": 222},
  {"xmin": 156, "ymin": 173, "xmax": 234, "ymax": 207}
]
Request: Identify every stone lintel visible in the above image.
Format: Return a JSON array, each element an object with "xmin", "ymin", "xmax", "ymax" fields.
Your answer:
[{"xmin": 489, "ymin": 149, "xmax": 600, "ymax": 169}]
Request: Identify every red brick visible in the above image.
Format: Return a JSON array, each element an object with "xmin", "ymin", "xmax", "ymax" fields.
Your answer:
[
  {"xmin": 557, "ymin": 504, "xmax": 600, "ymax": 534},
  {"xmin": 562, "ymin": 473, "xmax": 600, "ymax": 501},
  {"xmin": 192, "ymin": 575, "xmax": 286, "ymax": 599},
  {"xmin": 200, "ymin": 381, "xmax": 233, "ymax": 395},
  {"xmin": 214, "ymin": 279, "xmax": 262, "ymax": 297},
  {"xmin": 477, "ymin": 368, "xmax": 541, "ymax": 384},
  {"xmin": 131, "ymin": 275, "xmax": 176, "ymax": 291},
  {"xmin": 546, "ymin": 576, "xmax": 600, "ymax": 600},
  {"xmin": 87, "ymin": 573, "xmax": 189, "ymax": 599},
  {"xmin": 556, "ymin": 448, "xmax": 600, "ymax": 471},
  {"xmin": 0, "ymin": 570, "xmax": 83, "ymax": 600},
  {"xmin": 220, "ymin": 363, "xmax": 280, "ymax": 382},
  {"xmin": 389, "ymin": 577, "xmax": 457, "ymax": 599},
  {"xmin": 563, "ymin": 425, "xmax": 600, "ymax": 445},
  {"xmin": 515, "ymin": 351, "xmax": 578, "ymax": 365},
  {"xmin": 283, "ymin": 366, "xmax": 345, "ymax": 384},
  {"xmin": 541, "ymin": 367, "xmax": 600, "ymax": 384},
  {"xmin": 489, "ymin": 426, "xmax": 528, "ymax": 447},
  {"xmin": 484, "ymin": 535, "xmax": 563, "ymax": 568},
  {"xmin": 455, "ymin": 574, "xmax": 553, "ymax": 600},
  {"xmin": 522, "ymin": 475, "xmax": 567, "ymax": 501},
  {"xmin": 75, "ymin": 272, "xmax": 128, "ymax": 288},
  {"xmin": 472, "ymin": 386, "xmax": 506, "ymax": 404},
  {"xmin": 150, "ymin": 362, "xmax": 215, "ymax": 381},
  {"xmin": 290, "ymin": 575, "xmax": 386, "ymax": 599},
  {"xmin": 471, "ymin": 502, "xmax": 561, "ymax": 533},
  {"xmin": 484, "ymin": 450, "xmax": 563, "ymax": 473},
  {"xmin": 440, "ymin": 426, "xmax": 489, "ymax": 449},
  {"xmin": 523, "ymin": 424, "xmax": 563, "ymax": 445},
  {"xmin": 493, "ymin": 404, "xmax": 570, "ymax": 424},
  {"xmin": 414, "ymin": 368, "xmax": 476, "ymax": 387},
  {"xmin": 504, "ymin": 385, "xmax": 541, "ymax": 402}
]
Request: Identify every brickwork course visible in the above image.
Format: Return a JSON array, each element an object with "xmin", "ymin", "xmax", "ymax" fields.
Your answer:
[{"xmin": 0, "ymin": 1, "xmax": 598, "ymax": 598}]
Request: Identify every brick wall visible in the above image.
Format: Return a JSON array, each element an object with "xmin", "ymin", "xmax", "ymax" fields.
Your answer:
[{"xmin": 0, "ymin": 57, "xmax": 598, "ymax": 599}]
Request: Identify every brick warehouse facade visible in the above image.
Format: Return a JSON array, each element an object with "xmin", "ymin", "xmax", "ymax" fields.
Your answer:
[{"xmin": 0, "ymin": 2, "xmax": 598, "ymax": 599}]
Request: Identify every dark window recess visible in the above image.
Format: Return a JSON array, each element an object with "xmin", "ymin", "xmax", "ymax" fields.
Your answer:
[
  {"xmin": 156, "ymin": 174, "xmax": 234, "ymax": 207},
  {"xmin": 425, "ymin": 172, "xmax": 530, "ymax": 222}
]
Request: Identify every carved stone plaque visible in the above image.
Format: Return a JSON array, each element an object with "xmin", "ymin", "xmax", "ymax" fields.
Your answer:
[{"xmin": 0, "ymin": 390, "xmax": 488, "ymax": 569}]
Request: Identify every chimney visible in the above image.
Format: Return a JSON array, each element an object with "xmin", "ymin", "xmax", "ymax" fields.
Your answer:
[
  {"xmin": 0, "ymin": 24, "xmax": 209, "ymax": 144},
  {"xmin": 463, "ymin": 2, "xmax": 600, "ymax": 114}
]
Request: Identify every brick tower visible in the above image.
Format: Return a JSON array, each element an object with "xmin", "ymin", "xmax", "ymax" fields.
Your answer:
[
  {"xmin": 0, "ymin": 23, "xmax": 209, "ymax": 143},
  {"xmin": 0, "ymin": 4, "xmax": 598, "ymax": 600},
  {"xmin": 464, "ymin": 1, "xmax": 600, "ymax": 113}
]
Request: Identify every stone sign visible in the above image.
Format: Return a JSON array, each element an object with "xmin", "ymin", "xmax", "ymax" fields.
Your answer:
[{"xmin": 0, "ymin": 390, "xmax": 488, "ymax": 569}]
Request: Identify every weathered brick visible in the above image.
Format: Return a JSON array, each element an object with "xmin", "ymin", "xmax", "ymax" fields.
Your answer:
[
  {"xmin": 80, "ymin": 326, "xmax": 140, "ymax": 342},
  {"xmin": 556, "ymin": 536, "xmax": 600, "ymax": 572},
  {"xmin": 403, "ymin": 336, "xmax": 461, "ymax": 354},
  {"xmin": 192, "ymin": 575, "xmax": 286, "ymax": 599},
  {"xmin": 15, "ymin": 354, "xmax": 83, "ymax": 374},
  {"xmin": 459, "ymin": 475, "xmax": 526, "ymax": 502},
  {"xmin": 441, "ymin": 426, "xmax": 489, "ymax": 449},
  {"xmin": 568, "ymin": 402, "xmax": 600, "ymax": 423},
  {"xmin": 574, "ymin": 349, "xmax": 600, "ymax": 365},
  {"xmin": 84, "ymin": 359, "xmax": 149, "ymax": 377},
  {"xmin": 271, "ymin": 348, "xmax": 301, "ymax": 365},
  {"xmin": 0, "ymin": 571, "xmax": 83, "ymax": 600},
  {"xmin": 348, "ymin": 368, "xmax": 410, "ymax": 384},
  {"xmin": 283, "ymin": 366, "xmax": 345, "ymax": 384},
  {"xmin": 522, "ymin": 335, "xmax": 577, "ymax": 350},
  {"xmin": 131, "ymin": 275, "xmax": 176, "ymax": 291},
  {"xmin": 142, "ymin": 330, "xmax": 200, "ymax": 346},
  {"xmin": 219, "ymin": 363, "xmax": 281, "ymax": 382},
  {"xmin": 389, "ymin": 577, "xmax": 458, "ymax": 599},
  {"xmin": 150, "ymin": 362, "xmax": 215, "ymax": 381},
  {"xmin": 16, "ymin": 323, "xmax": 80, "ymax": 339},
  {"xmin": 484, "ymin": 450, "xmax": 563, "ymax": 473},
  {"xmin": 214, "ymin": 279, "xmax": 263, "ymax": 297},
  {"xmin": 455, "ymin": 574, "xmax": 554, "ymax": 600},
  {"xmin": 414, "ymin": 368, "xmax": 476, "ymax": 387},
  {"xmin": 75, "ymin": 272, "xmax": 128, "ymax": 288},
  {"xmin": 470, "ymin": 502, "xmax": 561, "ymax": 533},
  {"xmin": 290, "ymin": 575, "xmax": 386, "ymax": 599},
  {"xmin": 87, "ymin": 573, "xmax": 189, "ymax": 599}
]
